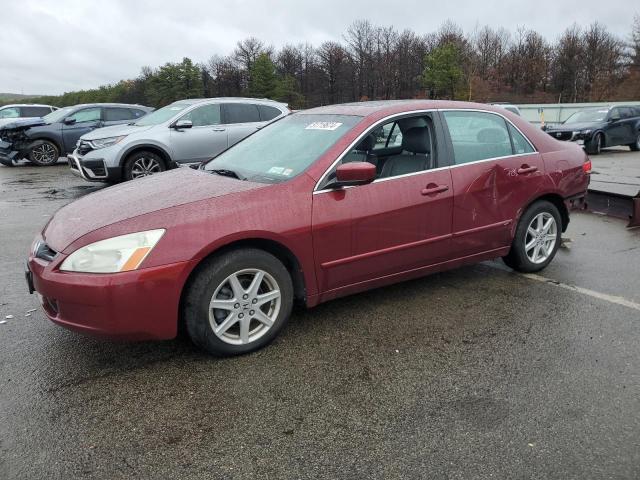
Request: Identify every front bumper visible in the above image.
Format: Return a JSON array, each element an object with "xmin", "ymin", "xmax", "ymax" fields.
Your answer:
[
  {"xmin": 0, "ymin": 140, "xmax": 19, "ymax": 166},
  {"xmin": 68, "ymin": 152, "xmax": 121, "ymax": 182},
  {"xmin": 27, "ymin": 254, "xmax": 194, "ymax": 341}
]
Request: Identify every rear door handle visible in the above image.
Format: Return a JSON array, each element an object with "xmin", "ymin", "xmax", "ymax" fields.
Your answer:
[
  {"xmin": 517, "ymin": 165, "xmax": 538, "ymax": 175},
  {"xmin": 212, "ymin": 127, "xmax": 226, "ymax": 132},
  {"xmin": 421, "ymin": 184, "xmax": 449, "ymax": 196}
]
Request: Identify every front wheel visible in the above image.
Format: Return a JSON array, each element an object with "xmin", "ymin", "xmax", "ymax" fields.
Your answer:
[
  {"xmin": 123, "ymin": 151, "xmax": 165, "ymax": 180},
  {"xmin": 28, "ymin": 140, "xmax": 59, "ymax": 166},
  {"xmin": 628, "ymin": 133, "xmax": 640, "ymax": 152},
  {"xmin": 585, "ymin": 133, "xmax": 602, "ymax": 155},
  {"xmin": 502, "ymin": 200, "xmax": 562, "ymax": 273},
  {"xmin": 183, "ymin": 248, "xmax": 294, "ymax": 356}
]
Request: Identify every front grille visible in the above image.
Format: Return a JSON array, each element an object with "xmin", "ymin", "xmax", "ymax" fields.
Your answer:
[
  {"xmin": 77, "ymin": 141, "xmax": 93, "ymax": 155},
  {"xmin": 549, "ymin": 131, "xmax": 573, "ymax": 141},
  {"xmin": 34, "ymin": 241, "xmax": 57, "ymax": 262}
]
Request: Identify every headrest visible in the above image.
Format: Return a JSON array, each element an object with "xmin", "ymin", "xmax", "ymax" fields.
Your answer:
[
  {"xmin": 477, "ymin": 128, "xmax": 508, "ymax": 143},
  {"xmin": 357, "ymin": 134, "xmax": 376, "ymax": 151},
  {"xmin": 402, "ymin": 127, "xmax": 431, "ymax": 154}
]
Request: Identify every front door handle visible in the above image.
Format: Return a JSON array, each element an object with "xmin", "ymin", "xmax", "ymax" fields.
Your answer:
[
  {"xmin": 212, "ymin": 127, "xmax": 226, "ymax": 132},
  {"xmin": 421, "ymin": 184, "xmax": 449, "ymax": 196},
  {"xmin": 517, "ymin": 165, "xmax": 538, "ymax": 175}
]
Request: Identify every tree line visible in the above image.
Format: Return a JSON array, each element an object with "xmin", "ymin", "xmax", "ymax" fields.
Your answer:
[{"xmin": 7, "ymin": 16, "xmax": 640, "ymax": 110}]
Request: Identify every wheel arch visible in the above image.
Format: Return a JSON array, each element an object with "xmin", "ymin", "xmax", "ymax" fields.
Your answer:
[
  {"xmin": 519, "ymin": 192, "xmax": 570, "ymax": 233},
  {"xmin": 120, "ymin": 144, "xmax": 172, "ymax": 170},
  {"xmin": 178, "ymin": 237, "xmax": 308, "ymax": 330},
  {"xmin": 27, "ymin": 136, "xmax": 63, "ymax": 155}
]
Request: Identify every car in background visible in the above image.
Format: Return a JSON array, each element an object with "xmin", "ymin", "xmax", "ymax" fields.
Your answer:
[
  {"xmin": 26, "ymin": 100, "xmax": 590, "ymax": 356},
  {"xmin": 544, "ymin": 105, "xmax": 640, "ymax": 154},
  {"xmin": 0, "ymin": 104, "xmax": 57, "ymax": 120},
  {"xmin": 0, "ymin": 103, "xmax": 152, "ymax": 166},
  {"xmin": 68, "ymin": 97, "xmax": 289, "ymax": 182},
  {"xmin": 490, "ymin": 103, "xmax": 522, "ymax": 116}
]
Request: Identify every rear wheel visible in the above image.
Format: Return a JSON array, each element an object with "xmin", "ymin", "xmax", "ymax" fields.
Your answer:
[
  {"xmin": 628, "ymin": 132, "xmax": 640, "ymax": 151},
  {"xmin": 123, "ymin": 151, "xmax": 165, "ymax": 180},
  {"xmin": 28, "ymin": 140, "xmax": 59, "ymax": 166},
  {"xmin": 183, "ymin": 248, "xmax": 294, "ymax": 356},
  {"xmin": 585, "ymin": 133, "xmax": 602, "ymax": 155},
  {"xmin": 502, "ymin": 200, "xmax": 562, "ymax": 273}
]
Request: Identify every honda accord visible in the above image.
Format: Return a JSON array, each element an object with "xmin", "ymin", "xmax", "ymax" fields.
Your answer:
[{"xmin": 26, "ymin": 100, "xmax": 590, "ymax": 356}]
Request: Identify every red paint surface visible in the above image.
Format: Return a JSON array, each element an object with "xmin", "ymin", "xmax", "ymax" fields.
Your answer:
[{"xmin": 29, "ymin": 101, "xmax": 589, "ymax": 340}]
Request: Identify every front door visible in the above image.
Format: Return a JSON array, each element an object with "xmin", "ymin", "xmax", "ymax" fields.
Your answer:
[
  {"xmin": 61, "ymin": 107, "xmax": 103, "ymax": 153},
  {"xmin": 312, "ymin": 114, "xmax": 453, "ymax": 293},
  {"xmin": 170, "ymin": 103, "xmax": 227, "ymax": 163}
]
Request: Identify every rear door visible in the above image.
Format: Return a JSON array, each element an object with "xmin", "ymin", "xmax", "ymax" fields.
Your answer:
[
  {"xmin": 169, "ymin": 103, "xmax": 226, "ymax": 163},
  {"xmin": 441, "ymin": 110, "xmax": 544, "ymax": 258},
  {"xmin": 222, "ymin": 103, "xmax": 262, "ymax": 147},
  {"xmin": 61, "ymin": 107, "xmax": 103, "ymax": 153}
]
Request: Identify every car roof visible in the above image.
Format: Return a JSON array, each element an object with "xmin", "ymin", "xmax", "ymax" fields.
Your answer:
[
  {"xmin": 170, "ymin": 97, "xmax": 288, "ymax": 108},
  {"xmin": 58, "ymin": 103, "xmax": 153, "ymax": 110},
  {"xmin": 0, "ymin": 103, "xmax": 55, "ymax": 108},
  {"xmin": 299, "ymin": 100, "xmax": 515, "ymax": 118}
]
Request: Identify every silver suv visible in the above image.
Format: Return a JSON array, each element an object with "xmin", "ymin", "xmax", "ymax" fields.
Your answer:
[{"xmin": 68, "ymin": 98, "xmax": 289, "ymax": 182}]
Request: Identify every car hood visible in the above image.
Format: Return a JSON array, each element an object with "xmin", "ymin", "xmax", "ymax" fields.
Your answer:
[
  {"xmin": 547, "ymin": 122, "xmax": 604, "ymax": 132},
  {"xmin": 43, "ymin": 168, "xmax": 266, "ymax": 252},
  {"xmin": 0, "ymin": 117, "xmax": 46, "ymax": 131},
  {"xmin": 80, "ymin": 123, "xmax": 154, "ymax": 140}
]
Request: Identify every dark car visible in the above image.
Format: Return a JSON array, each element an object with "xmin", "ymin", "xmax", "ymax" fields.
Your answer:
[
  {"xmin": 26, "ymin": 100, "xmax": 590, "ymax": 356},
  {"xmin": 544, "ymin": 105, "xmax": 640, "ymax": 154},
  {"xmin": 0, "ymin": 103, "xmax": 153, "ymax": 166}
]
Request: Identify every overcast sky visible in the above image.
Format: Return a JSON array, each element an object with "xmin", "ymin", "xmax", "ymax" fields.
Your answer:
[{"xmin": 2, "ymin": 0, "xmax": 637, "ymax": 95}]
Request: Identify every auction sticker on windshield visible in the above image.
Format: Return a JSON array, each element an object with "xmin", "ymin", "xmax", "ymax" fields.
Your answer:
[{"xmin": 305, "ymin": 122, "xmax": 343, "ymax": 131}]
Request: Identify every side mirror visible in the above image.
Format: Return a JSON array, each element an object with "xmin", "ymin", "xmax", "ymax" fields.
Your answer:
[
  {"xmin": 63, "ymin": 117, "xmax": 76, "ymax": 125},
  {"xmin": 173, "ymin": 119, "xmax": 193, "ymax": 129},
  {"xmin": 333, "ymin": 162, "xmax": 376, "ymax": 187}
]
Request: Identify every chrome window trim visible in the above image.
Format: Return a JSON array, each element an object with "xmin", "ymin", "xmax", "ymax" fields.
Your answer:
[
  {"xmin": 439, "ymin": 108, "xmax": 537, "ymax": 153},
  {"xmin": 313, "ymin": 107, "xmax": 538, "ymax": 194}
]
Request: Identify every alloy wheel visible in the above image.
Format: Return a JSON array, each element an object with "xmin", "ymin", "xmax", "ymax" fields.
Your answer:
[
  {"xmin": 525, "ymin": 212, "xmax": 557, "ymax": 264},
  {"xmin": 32, "ymin": 143, "xmax": 57, "ymax": 164},
  {"xmin": 209, "ymin": 269, "xmax": 281, "ymax": 345},
  {"xmin": 130, "ymin": 157, "xmax": 162, "ymax": 178}
]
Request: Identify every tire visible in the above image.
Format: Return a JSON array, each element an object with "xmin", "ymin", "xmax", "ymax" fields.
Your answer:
[
  {"xmin": 183, "ymin": 248, "xmax": 294, "ymax": 356},
  {"xmin": 628, "ymin": 132, "xmax": 640, "ymax": 152},
  {"xmin": 585, "ymin": 133, "xmax": 602, "ymax": 155},
  {"xmin": 123, "ymin": 151, "xmax": 165, "ymax": 181},
  {"xmin": 502, "ymin": 200, "xmax": 562, "ymax": 273},
  {"xmin": 28, "ymin": 140, "xmax": 59, "ymax": 166}
]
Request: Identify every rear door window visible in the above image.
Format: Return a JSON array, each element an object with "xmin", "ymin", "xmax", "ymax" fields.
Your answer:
[
  {"xmin": 105, "ymin": 107, "xmax": 135, "ymax": 121},
  {"xmin": 443, "ymin": 111, "xmax": 513, "ymax": 164},
  {"xmin": 223, "ymin": 103, "xmax": 261, "ymax": 124},
  {"xmin": 21, "ymin": 106, "xmax": 52, "ymax": 117},
  {"xmin": 258, "ymin": 105, "xmax": 282, "ymax": 121}
]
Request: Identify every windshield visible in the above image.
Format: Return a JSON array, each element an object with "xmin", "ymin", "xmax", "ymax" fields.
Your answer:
[
  {"xmin": 204, "ymin": 114, "xmax": 362, "ymax": 183},
  {"xmin": 42, "ymin": 106, "xmax": 74, "ymax": 124},
  {"xmin": 134, "ymin": 103, "xmax": 191, "ymax": 126},
  {"xmin": 564, "ymin": 109, "xmax": 609, "ymax": 124}
]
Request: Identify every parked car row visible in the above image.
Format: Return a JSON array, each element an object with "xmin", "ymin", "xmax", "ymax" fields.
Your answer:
[
  {"xmin": 0, "ymin": 103, "xmax": 153, "ymax": 166},
  {"xmin": 25, "ymin": 100, "xmax": 591, "ymax": 356}
]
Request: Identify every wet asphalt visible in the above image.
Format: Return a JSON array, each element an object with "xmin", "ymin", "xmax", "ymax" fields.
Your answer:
[{"xmin": 0, "ymin": 160, "xmax": 639, "ymax": 480}]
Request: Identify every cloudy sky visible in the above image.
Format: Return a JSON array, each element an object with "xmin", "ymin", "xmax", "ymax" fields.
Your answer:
[{"xmin": 2, "ymin": 0, "xmax": 637, "ymax": 95}]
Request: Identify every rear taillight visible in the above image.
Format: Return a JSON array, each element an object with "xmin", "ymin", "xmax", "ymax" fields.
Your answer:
[{"xmin": 583, "ymin": 159, "xmax": 592, "ymax": 174}]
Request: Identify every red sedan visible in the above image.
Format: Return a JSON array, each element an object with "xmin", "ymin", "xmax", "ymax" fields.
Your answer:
[{"xmin": 26, "ymin": 100, "xmax": 590, "ymax": 356}]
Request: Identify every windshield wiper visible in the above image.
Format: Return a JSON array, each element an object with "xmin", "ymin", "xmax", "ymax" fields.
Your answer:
[{"xmin": 208, "ymin": 169, "xmax": 246, "ymax": 180}]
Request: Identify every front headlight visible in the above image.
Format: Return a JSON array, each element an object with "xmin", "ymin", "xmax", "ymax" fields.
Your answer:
[
  {"xmin": 89, "ymin": 135, "xmax": 127, "ymax": 149},
  {"xmin": 60, "ymin": 229, "xmax": 165, "ymax": 273},
  {"xmin": 576, "ymin": 129, "xmax": 592, "ymax": 135}
]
